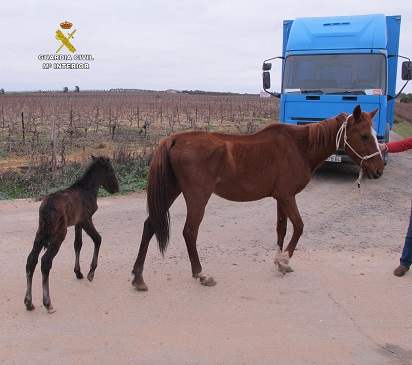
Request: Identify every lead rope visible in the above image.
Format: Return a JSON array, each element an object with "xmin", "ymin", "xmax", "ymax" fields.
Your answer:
[
  {"xmin": 321, "ymin": 177, "xmax": 369, "ymax": 212},
  {"xmin": 335, "ymin": 115, "xmax": 382, "ymax": 189}
]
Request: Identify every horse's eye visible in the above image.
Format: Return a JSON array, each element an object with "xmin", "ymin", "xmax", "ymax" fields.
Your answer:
[{"xmin": 361, "ymin": 134, "xmax": 369, "ymax": 142}]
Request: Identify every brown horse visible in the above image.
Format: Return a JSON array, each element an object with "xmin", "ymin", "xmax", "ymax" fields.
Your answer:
[
  {"xmin": 131, "ymin": 105, "xmax": 383, "ymax": 291},
  {"xmin": 24, "ymin": 156, "xmax": 119, "ymax": 313}
]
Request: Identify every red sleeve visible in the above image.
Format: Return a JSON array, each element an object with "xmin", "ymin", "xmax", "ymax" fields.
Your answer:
[{"xmin": 387, "ymin": 137, "xmax": 412, "ymax": 153}]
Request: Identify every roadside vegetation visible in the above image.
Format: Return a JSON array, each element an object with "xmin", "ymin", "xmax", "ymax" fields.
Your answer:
[
  {"xmin": 0, "ymin": 148, "xmax": 151, "ymax": 200},
  {"xmin": 393, "ymin": 117, "xmax": 412, "ymax": 138}
]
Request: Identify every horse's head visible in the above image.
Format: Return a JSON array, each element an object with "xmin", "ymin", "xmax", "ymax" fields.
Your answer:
[
  {"xmin": 341, "ymin": 105, "xmax": 384, "ymax": 179},
  {"xmin": 92, "ymin": 155, "xmax": 120, "ymax": 194}
]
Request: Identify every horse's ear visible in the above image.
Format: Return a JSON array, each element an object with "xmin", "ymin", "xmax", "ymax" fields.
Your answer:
[
  {"xmin": 91, "ymin": 155, "xmax": 96, "ymax": 161},
  {"xmin": 352, "ymin": 105, "xmax": 362, "ymax": 121},
  {"xmin": 369, "ymin": 108, "xmax": 378, "ymax": 119}
]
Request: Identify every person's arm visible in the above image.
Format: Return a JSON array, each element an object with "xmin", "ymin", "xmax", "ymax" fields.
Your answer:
[{"xmin": 381, "ymin": 137, "xmax": 412, "ymax": 153}]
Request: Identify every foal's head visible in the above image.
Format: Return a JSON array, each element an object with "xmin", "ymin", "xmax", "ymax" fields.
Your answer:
[
  {"xmin": 92, "ymin": 155, "xmax": 120, "ymax": 194},
  {"xmin": 342, "ymin": 105, "xmax": 384, "ymax": 179}
]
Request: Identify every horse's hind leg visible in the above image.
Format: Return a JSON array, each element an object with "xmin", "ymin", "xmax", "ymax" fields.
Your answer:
[
  {"xmin": 24, "ymin": 236, "xmax": 43, "ymax": 311},
  {"xmin": 132, "ymin": 217, "xmax": 155, "ymax": 291},
  {"xmin": 81, "ymin": 219, "xmax": 101, "ymax": 282},
  {"xmin": 73, "ymin": 225, "xmax": 84, "ymax": 279},
  {"xmin": 132, "ymin": 185, "xmax": 181, "ymax": 291}
]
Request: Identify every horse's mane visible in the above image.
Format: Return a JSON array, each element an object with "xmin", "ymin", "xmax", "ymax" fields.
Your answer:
[{"xmin": 308, "ymin": 113, "xmax": 346, "ymax": 149}]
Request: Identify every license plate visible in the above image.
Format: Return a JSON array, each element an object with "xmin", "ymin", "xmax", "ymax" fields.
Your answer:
[{"xmin": 326, "ymin": 155, "xmax": 341, "ymax": 162}]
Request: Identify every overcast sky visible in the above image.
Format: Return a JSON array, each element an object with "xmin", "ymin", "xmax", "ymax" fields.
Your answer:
[{"xmin": 1, "ymin": 0, "xmax": 412, "ymax": 94}]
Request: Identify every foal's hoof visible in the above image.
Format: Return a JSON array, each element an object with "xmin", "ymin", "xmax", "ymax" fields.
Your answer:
[
  {"xmin": 87, "ymin": 271, "xmax": 94, "ymax": 282},
  {"xmin": 46, "ymin": 305, "xmax": 57, "ymax": 314},
  {"xmin": 25, "ymin": 302, "xmax": 35, "ymax": 311},
  {"xmin": 75, "ymin": 272, "xmax": 84, "ymax": 279},
  {"xmin": 277, "ymin": 262, "xmax": 294, "ymax": 275}
]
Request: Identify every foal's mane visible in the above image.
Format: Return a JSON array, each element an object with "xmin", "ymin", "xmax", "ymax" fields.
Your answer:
[
  {"xmin": 308, "ymin": 113, "xmax": 346, "ymax": 149},
  {"xmin": 72, "ymin": 156, "xmax": 108, "ymax": 188}
]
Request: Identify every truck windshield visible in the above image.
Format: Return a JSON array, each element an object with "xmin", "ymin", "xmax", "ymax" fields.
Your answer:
[{"xmin": 282, "ymin": 53, "xmax": 386, "ymax": 95}]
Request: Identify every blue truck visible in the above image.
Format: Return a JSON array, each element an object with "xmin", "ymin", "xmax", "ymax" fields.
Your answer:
[{"xmin": 262, "ymin": 14, "xmax": 411, "ymax": 163}]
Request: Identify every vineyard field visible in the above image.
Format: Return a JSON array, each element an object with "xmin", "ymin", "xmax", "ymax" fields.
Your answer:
[
  {"xmin": 0, "ymin": 91, "xmax": 278, "ymax": 198},
  {"xmin": 1, "ymin": 91, "xmax": 411, "ymax": 199}
]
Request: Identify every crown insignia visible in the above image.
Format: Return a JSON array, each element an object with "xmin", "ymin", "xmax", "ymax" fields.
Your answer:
[{"xmin": 60, "ymin": 21, "xmax": 72, "ymax": 29}]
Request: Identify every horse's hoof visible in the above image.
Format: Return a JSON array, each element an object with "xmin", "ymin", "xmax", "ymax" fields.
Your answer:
[
  {"xmin": 137, "ymin": 283, "xmax": 148, "ymax": 291},
  {"xmin": 87, "ymin": 272, "xmax": 94, "ymax": 282},
  {"xmin": 75, "ymin": 272, "xmax": 84, "ymax": 279},
  {"xmin": 278, "ymin": 262, "xmax": 294, "ymax": 275},
  {"xmin": 25, "ymin": 302, "xmax": 35, "ymax": 311},
  {"xmin": 200, "ymin": 276, "xmax": 217, "ymax": 287}
]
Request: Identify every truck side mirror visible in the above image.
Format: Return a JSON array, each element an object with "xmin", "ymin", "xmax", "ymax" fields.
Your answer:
[
  {"xmin": 263, "ymin": 71, "xmax": 271, "ymax": 90},
  {"xmin": 262, "ymin": 62, "xmax": 272, "ymax": 71},
  {"xmin": 401, "ymin": 61, "xmax": 412, "ymax": 80},
  {"xmin": 261, "ymin": 57, "xmax": 282, "ymax": 98}
]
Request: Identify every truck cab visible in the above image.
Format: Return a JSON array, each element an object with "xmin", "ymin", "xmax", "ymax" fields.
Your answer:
[{"xmin": 263, "ymin": 14, "xmax": 411, "ymax": 163}]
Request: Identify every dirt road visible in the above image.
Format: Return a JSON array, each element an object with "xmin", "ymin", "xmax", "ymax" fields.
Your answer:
[{"xmin": 1, "ymin": 132, "xmax": 411, "ymax": 365}]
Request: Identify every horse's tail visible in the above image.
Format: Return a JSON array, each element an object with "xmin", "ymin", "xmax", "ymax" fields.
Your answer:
[{"xmin": 147, "ymin": 137, "xmax": 176, "ymax": 255}]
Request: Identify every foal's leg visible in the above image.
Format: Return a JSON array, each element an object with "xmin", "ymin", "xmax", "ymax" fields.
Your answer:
[
  {"xmin": 274, "ymin": 196, "xmax": 304, "ymax": 275},
  {"xmin": 24, "ymin": 234, "xmax": 43, "ymax": 311},
  {"xmin": 41, "ymin": 237, "xmax": 64, "ymax": 313},
  {"xmin": 81, "ymin": 218, "xmax": 101, "ymax": 282},
  {"xmin": 183, "ymin": 196, "xmax": 216, "ymax": 286},
  {"xmin": 73, "ymin": 225, "xmax": 84, "ymax": 279}
]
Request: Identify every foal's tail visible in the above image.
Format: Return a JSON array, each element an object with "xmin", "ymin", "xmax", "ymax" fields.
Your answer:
[
  {"xmin": 37, "ymin": 200, "xmax": 58, "ymax": 249},
  {"xmin": 146, "ymin": 137, "xmax": 176, "ymax": 255}
]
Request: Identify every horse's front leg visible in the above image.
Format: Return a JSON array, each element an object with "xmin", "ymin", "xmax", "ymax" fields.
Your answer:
[
  {"xmin": 24, "ymin": 237, "xmax": 43, "ymax": 311},
  {"xmin": 73, "ymin": 225, "xmax": 84, "ymax": 279},
  {"xmin": 184, "ymin": 199, "xmax": 216, "ymax": 287},
  {"xmin": 275, "ymin": 196, "xmax": 303, "ymax": 275},
  {"xmin": 274, "ymin": 202, "xmax": 288, "ymax": 267},
  {"xmin": 81, "ymin": 219, "xmax": 101, "ymax": 282}
]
